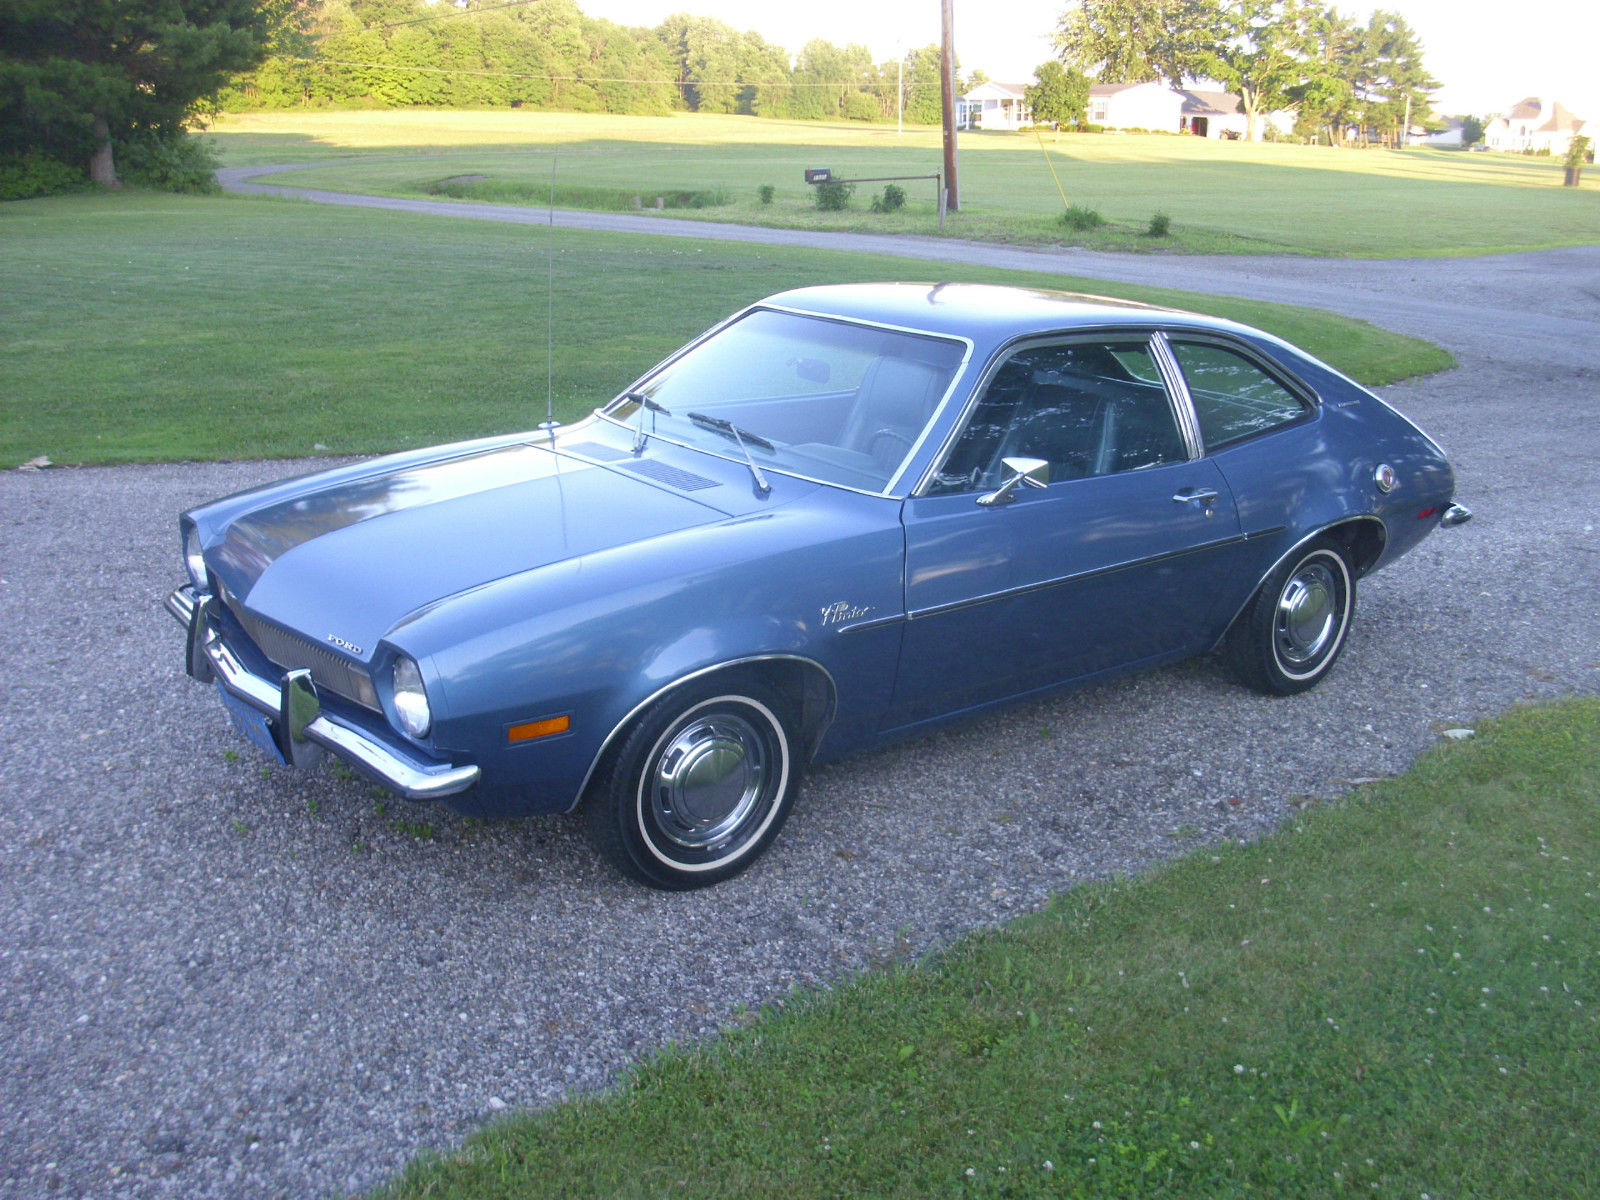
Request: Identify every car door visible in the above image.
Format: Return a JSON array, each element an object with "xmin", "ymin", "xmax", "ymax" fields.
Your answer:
[{"xmin": 888, "ymin": 335, "xmax": 1258, "ymax": 727}]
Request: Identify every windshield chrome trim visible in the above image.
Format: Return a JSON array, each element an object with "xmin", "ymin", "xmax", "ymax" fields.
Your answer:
[{"xmin": 592, "ymin": 304, "xmax": 974, "ymax": 500}]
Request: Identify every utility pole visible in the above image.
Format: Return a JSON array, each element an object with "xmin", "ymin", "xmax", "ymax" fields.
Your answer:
[
  {"xmin": 940, "ymin": 0, "xmax": 959, "ymax": 210},
  {"xmin": 897, "ymin": 51, "xmax": 904, "ymax": 136}
]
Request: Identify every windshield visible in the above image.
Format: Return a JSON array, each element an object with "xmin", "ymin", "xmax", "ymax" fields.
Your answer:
[{"xmin": 599, "ymin": 308, "xmax": 968, "ymax": 492}]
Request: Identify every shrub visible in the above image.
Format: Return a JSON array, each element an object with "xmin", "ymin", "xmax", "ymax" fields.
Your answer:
[
  {"xmin": 1146, "ymin": 211, "xmax": 1171, "ymax": 237},
  {"xmin": 118, "ymin": 130, "xmax": 220, "ymax": 194},
  {"xmin": 842, "ymin": 92, "xmax": 880, "ymax": 122},
  {"xmin": 870, "ymin": 183, "xmax": 906, "ymax": 213},
  {"xmin": 1060, "ymin": 203, "xmax": 1104, "ymax": 231},
  {"xmin": 758, "ymin": 184, "xmax": 775, "ymax": 205},
  {"xmin": 813, "ymin": 179, "xmax": 854, "ymax": 211},
  {"xmin": 0, "ymin": 150, "xmax": 86, "ymax": 201}
]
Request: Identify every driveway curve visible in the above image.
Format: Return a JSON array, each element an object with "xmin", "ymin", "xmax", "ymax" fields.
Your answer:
[{"xmin": 1, "ymin": 166, "xmax": 1596, "ymax": 1199}]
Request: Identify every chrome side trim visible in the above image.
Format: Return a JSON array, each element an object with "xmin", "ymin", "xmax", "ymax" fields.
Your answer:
[
  {"xmin": 906, "ymin": 531, "xmax": 1254, "ymax": 622},
  {"xmin": 1441, "ymin": 503, "xmax": 1473, "ymax": 527},
  {"xmin": 572, "ymin": 654, "xmax": 840, "ymax": 814},
  {"xmin": 1209, "ymin": 516, "xmax": 1388, "ymax": 649},
  {"xmin": 166, "ymin": 585, "xmax": 479, "ymax": 801}
]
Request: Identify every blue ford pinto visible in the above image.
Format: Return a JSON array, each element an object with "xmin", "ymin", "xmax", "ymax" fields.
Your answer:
[{"xmin": 168, "ymin": 284, "xmax": 1468, "ymax": 888}]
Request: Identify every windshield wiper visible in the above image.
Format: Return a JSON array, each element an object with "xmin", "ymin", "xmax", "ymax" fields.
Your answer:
[
  {"xmin": 623, "ymin": 391, "xmax": 671, "ymax": 454},
  {"xmin": 688, "ymin": 411, "xmax": 773, "ymax": 495}
]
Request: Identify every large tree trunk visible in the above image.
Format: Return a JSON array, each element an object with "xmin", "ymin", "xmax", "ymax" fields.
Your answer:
[{"xmin": 88, "ymin": 115, "xmax": 119, "ymax": 187}]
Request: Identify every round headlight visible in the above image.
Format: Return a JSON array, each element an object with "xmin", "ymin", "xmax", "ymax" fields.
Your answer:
[
  {"xmin": 183, "ymin": 525, "xmax": 207, "ymax": 588},
  {"xmin": 392, "ymin": 655, "xmax": 432, "ymax": 739}
]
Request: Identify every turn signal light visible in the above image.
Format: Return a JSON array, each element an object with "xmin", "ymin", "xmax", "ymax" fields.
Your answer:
[{"xmin": 508, "ymin": 715, "xmax": 571, "ymax": 743}]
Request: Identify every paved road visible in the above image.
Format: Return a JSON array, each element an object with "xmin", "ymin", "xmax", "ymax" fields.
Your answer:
[{"xmin": 3, "ymin": 173, "xmax": 1598, "ymax": 1199}]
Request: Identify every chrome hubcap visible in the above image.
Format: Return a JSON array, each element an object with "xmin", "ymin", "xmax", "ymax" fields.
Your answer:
[
  {"xmin": 1276, "ymin": 562, "xmax": 1338, "ymax": 665},
  {"xmin": 649, "ymin": 714, "xmax": 768, "ymax": 850}
]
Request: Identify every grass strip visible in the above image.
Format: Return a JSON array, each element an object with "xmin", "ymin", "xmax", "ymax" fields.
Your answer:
[
  {"xmin": 206, "ymin": 110, "xmax": 1600, "ymax": 259},
  {"xmin": 375, "ymin": 698, "xmax": 1600, "ymax": 1199},
  {"xmin": 1, "ymin": 191, "xmax": 1448, "ymax": 469}
]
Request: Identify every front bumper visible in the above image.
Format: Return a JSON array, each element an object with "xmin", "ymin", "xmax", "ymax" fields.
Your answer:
[{"xmin": 166, "ymin": 585, "xmax": 480, "ymax": 801}]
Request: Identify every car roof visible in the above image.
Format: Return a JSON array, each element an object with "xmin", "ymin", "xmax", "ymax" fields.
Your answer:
[{"xmin": 759, "ymin": 282, "xmax": 1250, "ymax": 344}]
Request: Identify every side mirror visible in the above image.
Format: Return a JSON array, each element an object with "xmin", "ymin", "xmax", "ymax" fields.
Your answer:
[{"xmin": 976, "ymin": 456, "xmax": 1050, "ymax": 507}]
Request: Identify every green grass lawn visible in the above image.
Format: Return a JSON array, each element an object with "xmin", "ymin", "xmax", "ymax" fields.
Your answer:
[
  {"xmin": 374, "ymin": 698, "xmax": 1600, "ymax": 1199},
  {"xmin": 206, "ymin": 109, "xmax": 1600, "ymax": 258},
  {"xmin": 0, "ymin": 190, "xmax": 1449, "ymax": 469}
]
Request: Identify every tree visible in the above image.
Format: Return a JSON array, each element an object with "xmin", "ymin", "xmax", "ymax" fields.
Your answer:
[
  {"xmin": 1026, "ymin": 60, "xmax": 1090, "ymax": 127},
  {"xmin": 1054, "ymin": 0, "xmax": 1220, "ymax": 84},
  {"xmin": 0, "ymin": 0, "xmax": 309, "ymax": 185},
  {"xmin": 901, "ymin": 44, "xmax": 948, "ymax": 125},
  {"xmin": 1352, "ymin": 10, "xmax": 1436, "ymax": 147},
  {"xmin": 1460, "ymin": 114, "xmax": 1485, "ymax": 147},
  {"xmin": 1199, "ymin": 0, "xmax": 1320, "ymax": 141}
]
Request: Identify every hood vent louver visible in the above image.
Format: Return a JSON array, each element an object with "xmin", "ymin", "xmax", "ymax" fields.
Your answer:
[{"xmin": 621, "ymin": 460, "xmax": 721, "ymax": 492}]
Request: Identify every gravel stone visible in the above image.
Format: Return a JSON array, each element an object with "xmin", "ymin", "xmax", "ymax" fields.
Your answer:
[{"xmin": 2, "ymin": 221, "xmax": 1597, "ymax": 1198}]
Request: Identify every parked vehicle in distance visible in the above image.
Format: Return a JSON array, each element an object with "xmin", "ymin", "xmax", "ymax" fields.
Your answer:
[{"xmin": 168, "ymin": 283, "xmax": 1469, "ymax": 888}]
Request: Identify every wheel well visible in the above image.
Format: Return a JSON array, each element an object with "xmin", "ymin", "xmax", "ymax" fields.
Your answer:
[
  {"xmin": 1323, "ymin": 517, "xmax": 1387, "ymax": 577},
  {"xmin": 703, "ymin": 658, "xmax": 837, "ymax": 761}
]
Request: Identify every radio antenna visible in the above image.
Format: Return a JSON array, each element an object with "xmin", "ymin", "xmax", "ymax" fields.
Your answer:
[{"xmin": 539, "ymin": 148, "xmax": 559, "ymax": 441}]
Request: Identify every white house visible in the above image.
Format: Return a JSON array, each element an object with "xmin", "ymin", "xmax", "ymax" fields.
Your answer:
[
  {"xmin": 1484, "ymin": 97, "xmax": 1588, "ymax": 155},
  {"xmin": 958, "ymin": 81, "xmax": 1031, "ymax": 131},
  {"xmin": 1087, "ymin": 82, "xmax": 1292, "ymax": 138},
  {"xmin": 1087, "ymin": 81, "xmax": 1182, "ymax": 131},
  {"xmin": 1176, "ymin": 89, "xmax": 1248, "ymax": 138}
]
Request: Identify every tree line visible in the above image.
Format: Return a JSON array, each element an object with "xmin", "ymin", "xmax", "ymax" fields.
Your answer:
[
  {"xmin": 1, "ymin": 0, "xmax": 961, "ymax": 197},
  {"xmin": 1053, "ymin": 0, "xmax": 1437, "ymax": 144},
  {"xmin": 226, "ymin": 0, "xmax": 953, "ymax": 124}
]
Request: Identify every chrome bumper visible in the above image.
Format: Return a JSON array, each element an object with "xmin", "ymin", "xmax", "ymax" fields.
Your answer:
[
  {"xmin": 166, "ymin": 585, "xmax": 480, "ymax": 801},
  {"xmin": 1441, "ymin": 502, "xmax": 1473, "ymax": 527}
]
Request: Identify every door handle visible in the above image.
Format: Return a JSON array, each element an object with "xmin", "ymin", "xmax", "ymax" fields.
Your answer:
[{"xmin": 1172, "ymin": 488, "xmax": 1219, "ymax": 516}]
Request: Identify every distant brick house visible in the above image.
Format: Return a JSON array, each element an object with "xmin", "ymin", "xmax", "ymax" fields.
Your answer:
[
  {"xmin": 957, "ymin": 81, "xmax": 1032, "ymax": 131},
  {"xmin": 1484, "ymin": 97, "xmax": 1588, "ymax": 155}
]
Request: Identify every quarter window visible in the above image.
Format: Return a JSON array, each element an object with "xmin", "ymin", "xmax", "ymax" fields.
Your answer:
[
  {"xmin": 1170, "ymin": 341, "xmax": 1307, "ymax": 450},
  {"xmin": 931, "ymin": 340, "xmax": 1185, "ymax": 493}
]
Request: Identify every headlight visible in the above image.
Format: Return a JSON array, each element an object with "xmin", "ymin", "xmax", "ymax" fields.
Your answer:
[
  {"xmin": 392, "ymin": 655, "xmax": 432, "ymax": 739},
  {"xmin": 183, "ymin": 525, "xmax": 207, "ymax": 588}
]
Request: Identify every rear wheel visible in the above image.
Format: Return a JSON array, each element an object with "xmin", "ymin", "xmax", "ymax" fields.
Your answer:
[
  {"xmin": 1226, "ymin": 537, "xmax": 1355, "ymax": 695},
  {"xmin": 585, "ymin": 676, "xmax": 799, "ymax": 889}
]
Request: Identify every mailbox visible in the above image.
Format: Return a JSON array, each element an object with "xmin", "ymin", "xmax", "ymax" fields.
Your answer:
[{"xmin": 804, "ymin": 168, "xmax": 832, "ymax": 184}]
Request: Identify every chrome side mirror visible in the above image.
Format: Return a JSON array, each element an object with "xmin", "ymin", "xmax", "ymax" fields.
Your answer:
[{"xmin": 976, "ymin": 457, "xmax": 1050, "ymax": 507}]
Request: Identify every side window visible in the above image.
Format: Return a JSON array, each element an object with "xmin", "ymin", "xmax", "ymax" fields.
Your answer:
[
  {"xmin": 931, "ymin": 340, "xmax": 1186, "ymax": 493},
  {"xmin": 1171, "ymin": 341, "xmax": 1308, "ymax": 450}
]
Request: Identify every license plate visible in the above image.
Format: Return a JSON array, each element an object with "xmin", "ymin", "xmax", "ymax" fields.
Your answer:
[{"xmin": 217, "ymin": 683, "xmax": 287, "ymax": 765}]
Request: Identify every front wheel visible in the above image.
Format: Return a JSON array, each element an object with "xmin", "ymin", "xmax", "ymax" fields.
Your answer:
[
  {"xmin": 585, "ymin": 677, "xmax": 799, "ymax": 889},
  {"xmin": 1226, "ymin": 537, "xmax": 1355, "ymax": 695}
]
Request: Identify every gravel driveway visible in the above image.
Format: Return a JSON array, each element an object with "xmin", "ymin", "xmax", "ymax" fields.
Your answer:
[{"xmin": 3, "ymin": 188, "xmax": 1598, "ymax": 1198}]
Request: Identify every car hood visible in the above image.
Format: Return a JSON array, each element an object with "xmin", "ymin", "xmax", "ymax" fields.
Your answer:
[{"xmin": 209, "ymin": 442, "xmax": 728, "ymax": 658}]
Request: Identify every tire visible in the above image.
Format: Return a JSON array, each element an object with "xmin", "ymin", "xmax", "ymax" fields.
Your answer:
[
  {"xmin": 585, "ymin": 676, "xmax": 799, "ymax": 890},
  {"xmin": 1226, "ymin": 536, "xmax": 1355, "ymax": 696}
]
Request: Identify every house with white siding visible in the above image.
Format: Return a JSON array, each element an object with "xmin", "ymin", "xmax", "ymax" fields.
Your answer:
[
  {"xmin": 957, "ymin": 81, "xmax": 1032, "ymax": 131},
  {"xmin": 1484, "ymin": 97, "xmax": 1588, "ymax": 155},
  {"xmin": 1087, "ymin": 82, "xmax": 1183, "ymax": 131}
]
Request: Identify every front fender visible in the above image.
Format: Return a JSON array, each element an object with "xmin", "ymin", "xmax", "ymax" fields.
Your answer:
[{"xmin": 395, "ymin": 495, "xmax": 906, "ymax": 816}]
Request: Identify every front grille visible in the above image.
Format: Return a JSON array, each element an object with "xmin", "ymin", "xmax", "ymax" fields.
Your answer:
[{"xmin": 231, "ymin": 606, "xmax": 381, "ymax": 712}]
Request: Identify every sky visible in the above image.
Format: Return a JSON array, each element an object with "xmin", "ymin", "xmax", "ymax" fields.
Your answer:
[{"xmin": 577, "ymin": 0, "xmax": 1599, "ymax": 121}]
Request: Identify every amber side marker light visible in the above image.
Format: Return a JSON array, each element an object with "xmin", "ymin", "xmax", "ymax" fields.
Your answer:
[{"xmin": 508, "ymin": 715, "xmax": 571, "ymax": 743}]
